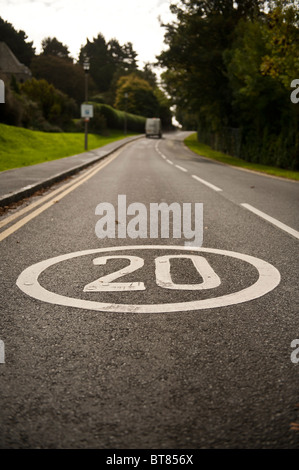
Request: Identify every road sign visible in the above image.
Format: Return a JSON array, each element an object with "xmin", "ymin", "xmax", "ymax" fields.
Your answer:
[
  {"xmin": 81, "ymin": 104, "xmax": 93, "ymax": 119},
  {"xmin": 0, "ymin": 79, "xmax": 5, "ymax": 103},
  {"xmin": 16, "ymin": 245, "xmax": 281, "ymax": 313}
]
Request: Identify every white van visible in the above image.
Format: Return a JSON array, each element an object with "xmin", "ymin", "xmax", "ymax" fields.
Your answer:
[{"xmin": 145, "ymin": 118, "xmax": 162, "ymax": 138}]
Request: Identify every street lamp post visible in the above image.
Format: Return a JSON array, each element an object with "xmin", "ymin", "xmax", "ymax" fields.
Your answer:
[{"xmin": 83, "ymin": 57, "xmax": 90, "ymax": 151}]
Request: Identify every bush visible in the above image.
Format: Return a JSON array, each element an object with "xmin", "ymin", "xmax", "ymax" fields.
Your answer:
[
  {"xmin": 88, "ymin": 109, "xmax": 107, "ymax": 134},
  {"xmin": 90, "ymin": 94, "xmax": 106, "ymax": 104},
  {"xmin": 20, "ymin": 78, "xmax": 78, "ymax": 129},
  {"xmin": 91, "ymin": 103, "xmax": 146, "ymax": 133}
]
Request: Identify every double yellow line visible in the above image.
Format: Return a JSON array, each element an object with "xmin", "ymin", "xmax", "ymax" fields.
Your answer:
[{"xmin": 0, "ymin": 148, "xmax": 122, "ymax": 242}]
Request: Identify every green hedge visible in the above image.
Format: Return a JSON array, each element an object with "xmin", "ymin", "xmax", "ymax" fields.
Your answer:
[{"xmin": 90, "ymin": 103, "xmax": 146, "ymax": 133}]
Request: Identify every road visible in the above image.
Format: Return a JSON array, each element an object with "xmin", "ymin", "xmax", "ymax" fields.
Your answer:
[{"xmin": 0, "ymin": 131, "xmax": 298, "ymax": 449}]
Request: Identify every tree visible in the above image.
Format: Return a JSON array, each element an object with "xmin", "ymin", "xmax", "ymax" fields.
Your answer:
[
  {"xmin": 114, "ymin": 74, "xmax": 159, "ymax": 117},
  {"xmin": 138, "ymin": 63, "xmax": 158, "ymax": 88},
  {"xmin": 225, "ymin": 6, "xmax": 299, "ymax": 168},
  {"xmin": 79, "ymin": 34, "xmax": 112, "ymax": 92},
  {"xmin": 260, "ymin": 1, "xmax": 299, "ymax": 87},
  {"xmin": 120, "ymin": 42, "xmax": 138, "ymax": 71},
  {"xmin": 158, "ymin": 0, "xmax": 298, "ymax": 168},
  {"xmin": 154, "ymin": 87, "xmax": 173, "ymax": 128},
  {"xmin": 41, "ymin": 37, "xmax": 72, "ymax": 61},
  {"xmin": 79, "ymin": 34, "xmax": 138, "ymax": 93},
  {"xmin": 31, "ymin": 54, "xmax": 97, "ymax": 104},
  {"xmin": 158, "ymin": 0, "xmax": 267, "ymax": 129},
  {"xmin": 0, "ymin": 16, "xmax": 35, "ymax": 66},
  {"xmin": 159, "ymin": 1, "xmax": 239, "ymax": 131}
]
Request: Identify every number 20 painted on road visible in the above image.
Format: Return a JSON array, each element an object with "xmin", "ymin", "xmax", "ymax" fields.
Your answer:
[
  {"xmin": 84, "ymin": 254, "xmax": 221, "ymax": 292},
  {"xmin": 16, "ymin": 245, "xmax": 281, "ymax": 313}
]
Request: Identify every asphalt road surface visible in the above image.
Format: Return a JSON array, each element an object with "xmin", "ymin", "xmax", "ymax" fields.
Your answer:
[{"xmin": 0, "ymin": 131, "xmax": 298, "ymax": 449}]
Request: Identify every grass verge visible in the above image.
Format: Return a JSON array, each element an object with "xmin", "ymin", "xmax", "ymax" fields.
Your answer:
[
  {"xmin": 185, "ymin": 133, "xmax": 299, "ymax": 181},
  {"xmin": 0, "ymin": 123, "xmax": 138, "ymax": 171}
]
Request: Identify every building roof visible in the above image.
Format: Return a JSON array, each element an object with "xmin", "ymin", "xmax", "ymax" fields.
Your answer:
[{"xmin": 0, "ymin": 42, "xmax": 31, "ymax": 78}]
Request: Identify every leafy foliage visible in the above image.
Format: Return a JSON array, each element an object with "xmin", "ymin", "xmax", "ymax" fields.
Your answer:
[
  {"xmin": 79, "ymin": 34, "xmax": 138, "ymax": 93},
  {"xmin": 41, "ymin": 37, "xmax": 72, "ymax": 61},
  {"xmin": 114, "ymin": 74, "xmax": 159, "ymax": 117},
  {"xmin": 91, "ymin": 103, "xmax": 146, "ymax": 133},
  {"xmin": 0, "ymin": 16, "xmax": 35, "ymax": 66},
  {"xmin": 158, "ymin": 0, "xmax": 299, "ymax": 169},
  {"xmin": 260, "ymin": 2, "xmax": 299, "ymax": 87},
  {"xmin": 31, "ymin": 54, "xmax": 97, "ymax": 104},
  {"xmin": 0, "ymin": 17, "xmax": 172, "ymax": 134},
  {"xmin": 20, "ymin": 78, "xmax": 77, "ymax": 129},
  {"xmin": 114, "ymin": 73, "xmax": 172, "ymax": 127}
]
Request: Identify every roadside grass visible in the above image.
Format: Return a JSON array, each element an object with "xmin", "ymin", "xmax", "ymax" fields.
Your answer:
[
  {"xmin": 185, "ymin": 133, "xmax": 299, "ymax": 181},
  {"xmin": 0, "ymin": 123, "xmax": 138, "ymax": 171}
]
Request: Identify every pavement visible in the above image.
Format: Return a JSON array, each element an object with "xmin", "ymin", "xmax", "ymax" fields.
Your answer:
[{"xmin": 0, "ymin": 134, "xmax": 142, "ymax": 207}]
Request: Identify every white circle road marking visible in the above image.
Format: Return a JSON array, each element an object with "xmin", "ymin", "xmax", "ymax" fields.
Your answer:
[{"xmin": 16, "ymin": 245, "xmax": 281, "ymax": 313}]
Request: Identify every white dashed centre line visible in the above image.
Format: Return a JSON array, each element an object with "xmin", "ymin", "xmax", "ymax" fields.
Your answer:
[
  {"xmin": 192, "ymin": 175, "xmax": 222, "ymax": 192},
  {"xmin": 175, "ymin": 165, "xmax": 188, "ymax": 172},
  {"xmin": 155, "ymin": 140, "xmax": 298, "ymax": 240}
]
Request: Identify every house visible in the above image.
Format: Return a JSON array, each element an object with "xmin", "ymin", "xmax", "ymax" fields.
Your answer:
[{"xmin": 0, "ymin": 41, "xmax": 32, "ymax": 82}]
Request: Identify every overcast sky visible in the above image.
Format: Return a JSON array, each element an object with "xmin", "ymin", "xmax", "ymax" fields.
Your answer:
[{"xmin": 1, "ymin": 0, "xmax": 175, "ymax": 67}]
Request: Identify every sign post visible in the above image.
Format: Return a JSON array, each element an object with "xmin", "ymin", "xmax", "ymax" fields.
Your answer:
[
  {"xmin": 81, "ymin": 104, "xmax": 93, "ymax": 151},
  {"xmin": 82, "ymin": 57, "xmax": 90, "ymax": 150}
]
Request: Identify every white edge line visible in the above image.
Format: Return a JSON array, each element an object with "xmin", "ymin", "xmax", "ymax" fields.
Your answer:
[
  {"xmin": 192, "ymin": 175, "xmax": 222, "ymax": 192},
  {"xmin": 241, "ymin": 204, "xmax": 299, "ymax": 240}
]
